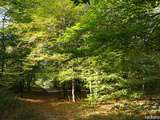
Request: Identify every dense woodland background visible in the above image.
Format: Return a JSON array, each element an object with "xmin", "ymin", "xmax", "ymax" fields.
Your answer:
[{"xmin": 0, "ymin": 0, "xmax": 160, "ymax": 119}]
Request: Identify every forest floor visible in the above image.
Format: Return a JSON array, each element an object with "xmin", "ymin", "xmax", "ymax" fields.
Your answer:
[
  {"xmin": 18, "ymin": 92, "xmax": 84, "ymax": 120},
  {"xmin": 1, "ymin": 91, "xmax": 160, "ymax": 120}
]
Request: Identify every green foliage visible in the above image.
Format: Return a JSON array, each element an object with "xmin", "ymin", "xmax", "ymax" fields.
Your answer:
[
  {"xmin": 1, "ymin": 0, "xmax": 160, "ymax": 104},
  {"xmin": 53, "ymin": 0, "xmax": 160, "ymax": 103}
]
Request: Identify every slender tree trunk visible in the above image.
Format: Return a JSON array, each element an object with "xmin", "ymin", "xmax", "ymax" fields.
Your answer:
[
  {"xmin": 0, "ymin": 16, "xmax": 6, "ymax": 81},
  {"xmin": 89, "ymin": 80, "xmax": 93, "ymax": 105},
  {"xmin": 142, "ymin": 84, "xmax": 145, "ymax": 92},
  {"xmin": 27, "ymin": 78, "xmax": 31, "ymax": 92},
  {"xmin": 89, "ymin": 80, "xmax": 92, "ymax": 97},
  {"xmin": 18, "ymin": 62, "xmax": 24, "ymax": 97},
  {"xmin": 19, "ymin": 79, "xmax": 24, "ymax": 97},
  {"xmin": 27, "ymin": 72, "xmax": 33, "ymax": 92},
  {"xmin": 72, "ymin": 80, "xmax": 75, "ymax": 102},
  {"xmin": 1, "ymin": 60, "xmax": 4, "ymax": 81}
]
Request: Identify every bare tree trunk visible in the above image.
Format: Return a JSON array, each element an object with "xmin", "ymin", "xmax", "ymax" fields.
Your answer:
[
  {"xmin": 1, "ymin": 60, "xmax": 4, "ymax": 81},
  {"xmin": 0, "ymin": 16, "xmax": 6, "ymax": 81},
  {"xmin": 72, "ymin": 80, "xmax": 75, "ymax": 102},
  {"xmin": 19, "ymin": 79, "xmax": 24, "ymax": 97},
  {"xmin": 18, "ymin": 62, "xmax": 24, "ymax": 97},
  {"xmin": 27, "ymin": 71, "xmax": 33, "ymax": 92},
  {"xmin": 89, "ymin": 80, "xmax": 92, "ymax": 97},
  {"xmin": 89, "ymin": 80, "xmax": 93, "ymax": 105},
  {"xmin": 142, "ymin": 84, "xmax": 145, "ymax": 92}
]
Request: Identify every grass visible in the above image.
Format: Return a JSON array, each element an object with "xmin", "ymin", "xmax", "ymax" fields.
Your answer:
[
  {"xmin": 0, "ymin": 89, "xmax": 20, "ymax": 119},
  {"xmin": 0, "ymin": 89, "xmax": 159, "ymax": 120},
  {"xmin": 10, "ymin": 105, "xmax": 45, "ymax": 120},
  {"xmin": 76, "ymin": 112, "xmax": 143, "ymax": 120},
  {"xmin": 0, "ymin": 88, "xmax": 45, "ymax": 120}
]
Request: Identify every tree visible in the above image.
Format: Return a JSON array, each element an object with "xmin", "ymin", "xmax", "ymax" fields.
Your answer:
[
  {"xmin": 3, "ymin": 0, "xmax": 85, "ymax": 98},
  {"xmin": 54, "ymin": 0, "xmax": 160, "ymax": 102},
  {"xmin": 0, "ymin": 0, "xmax": 160, "ymax": 104}
]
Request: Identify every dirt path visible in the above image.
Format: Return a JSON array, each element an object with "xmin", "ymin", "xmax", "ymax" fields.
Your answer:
[
  {"xmin": 7, "ymin": 92, "xmax": 151, "ymax": 120},
  {"xmin": 19, "ymin": 92, "xmax": 82, "ymax": 120}
]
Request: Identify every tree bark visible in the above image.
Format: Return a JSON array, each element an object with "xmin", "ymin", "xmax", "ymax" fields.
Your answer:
[
  {"xmin": 72, "ymin": 80, "xmax": 75, "ymax": 102},
  {"xmin": 0, "ymin": 16, "xmax": 6, "ymax": 81},
  {"xmin": 89, "ymin": 80, "xmax": 92, "ymax": 97}
]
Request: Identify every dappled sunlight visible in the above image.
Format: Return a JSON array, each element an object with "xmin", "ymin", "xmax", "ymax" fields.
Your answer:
[
  {"xmin": 0, "ymin": 90, "xmax": 159, "ymax": 120},
  {"xmin": 1, "ymin": 0, "xmax": 160, "ymax": 119},
  {"xmin": 76, "ymin": 112, "xmax": 143, "ymax": 120},
  {"xmin": 18, "ymin": 97, "xmax": 47, "ymax": 103},
  {"xmin": 15, "ymin": 92, "xmax": 84, "ymax": 120}
]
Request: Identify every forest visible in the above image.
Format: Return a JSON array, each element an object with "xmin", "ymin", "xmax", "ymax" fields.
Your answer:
[{"xmin": 0, "ymin": 0, "xmax": 160, "ymax": 120}]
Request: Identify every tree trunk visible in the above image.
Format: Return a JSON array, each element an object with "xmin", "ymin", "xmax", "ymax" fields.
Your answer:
[
  {"xmin": 89, "ymin": 80, "xmax": 92, "ymax": 97},
  {"xmin": 1, "ymin": 60, "xmax": 5, "ymax": 81},
  {"xmin": 72, "ymin": 80, "xmax": 75, "ymax": 102},
  {"xmin": 18, "ymin": 62, "xmax": 24, "ymax": 97},
  {"xmin": 0, "ymin": 16, "xmax": 6, "ymax": 81},
  {"xmin": 19, "ymin": 80, "xmax": 24, "ymax": 97},
  {"xmin": 27, "ymin": 72, "xmax": 33, "ymax": 92}
]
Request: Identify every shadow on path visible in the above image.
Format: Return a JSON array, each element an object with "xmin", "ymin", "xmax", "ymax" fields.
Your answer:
[{"xmin": 17, "ymin": 91, "xmax": 82, "ymax": 120}]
